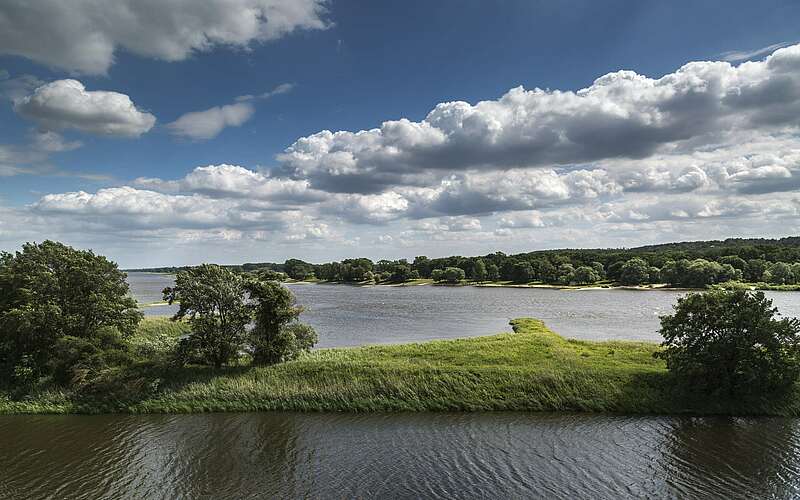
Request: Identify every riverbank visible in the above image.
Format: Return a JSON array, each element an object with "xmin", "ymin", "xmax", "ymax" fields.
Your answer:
[{"xmin": 2, "ymin": 318, "xmax": 798, "ymax": 416}]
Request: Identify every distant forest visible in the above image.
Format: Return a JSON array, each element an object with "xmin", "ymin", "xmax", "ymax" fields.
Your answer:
[{"xmin": 128, "ymin": 236, "xmax": 800, "ymax": 288}]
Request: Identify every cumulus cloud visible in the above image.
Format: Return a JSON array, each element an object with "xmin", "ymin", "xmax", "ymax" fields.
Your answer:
[
  {"xmin": 134, "ymin": 164, "xmax": 324, "ymax": 204},
  {"xmin": 0, "ymin": 0, "xmax": 329, "ymax": 74},
  {"xmin": 31, "ymin": 186, "xmax": 288, "ymax": 231},
  {"xmin": 279, "ymin": 44, "xmax": 800, "ymax": 194},
  {"xmin": 15, "ymin": 79, "xmax": 156, "ymax": 137},
  {"xmin": 168, "ymin": 83, "xmax": 293, "ymax": 140},
  {"xmin": 167, "ymin": 103, "xmax": 254, "ymax": 140}
]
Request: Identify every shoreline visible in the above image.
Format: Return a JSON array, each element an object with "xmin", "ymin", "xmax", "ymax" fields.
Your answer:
[{"xmin": 2, "ymin": 318, "xmax": 797, "ymax": 416}]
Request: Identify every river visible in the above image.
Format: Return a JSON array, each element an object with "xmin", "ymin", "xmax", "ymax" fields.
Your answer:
[{"xmin": 2, "ymin": 412, "xmax": 798, "ymax": 498}]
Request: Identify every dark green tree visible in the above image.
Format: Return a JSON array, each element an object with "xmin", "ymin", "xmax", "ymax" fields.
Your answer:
[
  {"xmin": 656, "ymin": 291, "xmax": 800, "ymax": 395},
  {"xmin": 246, "ymin": 279, "xmax": 317, "ymax": 364},
  {"xmin": 0, "ymin": 241, "xmax": 141, "ymax": 379},
  {"xmin": 164, "ymin": 264, "xmax": 251, "ymax": 368},
  {"xmin": 443, "ymin": 267, "xmax": 466, "ymax": 283},
  {"xmin": 472, "ymin": 259, "xmax": 487, "ymax": 282},
  {"xmin": 619, "ymin": 258, "xmax": 651, "ymax": 285}
]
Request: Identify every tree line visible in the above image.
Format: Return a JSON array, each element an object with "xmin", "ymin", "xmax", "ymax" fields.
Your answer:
[{"xmin": 135, "ymin": 237, "xmax": 800, "ymax": 288}]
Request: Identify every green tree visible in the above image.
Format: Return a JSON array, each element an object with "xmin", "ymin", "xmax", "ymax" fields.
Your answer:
[
  {"xmin": 431, "ymin": 269, "xmax": 445, "ymax": 282},
  {"xmin": 485, "ymin": 263, "xmax": 500, "ymax": 281},
  {"xmin": 746, "ymin": 259, "xmax": 768, "ymax": 282},
  {"xmin": 164, "ymin": 264, "xmax": 251, "ymax": 368},
  {"xmin": 511, "ymin": 261, "xmax": 534, "ymax": 283},
  {"xmin": 246, "ymin": 279, "xmax": 317, "ymax": 364},
  {"xmin": 557, "ymin": 263, "xmax": 576, "ymax": 284},
  {"xmin": 443, "ymin": 267, "xmax": 466, "ymax": 283},
  {"xmin": 283, "ymin": 259, "xmax": 314, "ymax": 280},
  {"xmin": 764, "ymin": 262, "xmax": 795, "ymax": 285},
  {"xmin": 572, "ymin": 265, "xmax": 600, "ymax": 285},
  {"xmin": 619, "ymin": 258, "xmax": 651, "ymax": 285},
  {"xmin": 656, "ymin": 291, "xmax": 800, "ymax": 395},
  {"xmin": 0, "ymin": 241, "xmax": 141, "ymax": 379},
  {"xmin": 472, "ymin": 259, "xmax": 487, "ymax": 282}
]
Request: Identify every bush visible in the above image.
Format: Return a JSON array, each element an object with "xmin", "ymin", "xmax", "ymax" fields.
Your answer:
[
  {"xmin": 655, "ymin": 290, "xmax": 800, "ymax": 396},
  {"xmin": 49, "ymin": 328, "xmax": 135, "ymax": 387}
]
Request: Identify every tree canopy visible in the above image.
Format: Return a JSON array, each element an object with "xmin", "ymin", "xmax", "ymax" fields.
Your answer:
[
  {"xmin": 0, "ymin": 241, "xmax": 141, "ymax": 380},
  {"xmin": 656, "ymin": 290, "xmax": 800, "ymax": 395}
]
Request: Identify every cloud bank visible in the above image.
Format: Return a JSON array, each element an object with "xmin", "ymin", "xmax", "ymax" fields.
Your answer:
[{"xmin": 4, "ymin": 44, "xmax": 800, "ymax": 265}]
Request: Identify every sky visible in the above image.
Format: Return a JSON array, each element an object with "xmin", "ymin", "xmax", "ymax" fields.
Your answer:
[{"xmin": 1, "ymin": 0, "xmax": 800, "ymax": 267}]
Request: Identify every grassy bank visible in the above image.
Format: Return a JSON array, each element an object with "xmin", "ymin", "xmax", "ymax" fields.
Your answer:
[{"xmin": 2, "ymin": 318, "xmax": 799, "ymax": 415}]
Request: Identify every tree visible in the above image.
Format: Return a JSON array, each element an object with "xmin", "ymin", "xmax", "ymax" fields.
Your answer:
[
  {"xmin": 164, "ymin": 264, "xmax": 251, "ymax": 368},
  {"xmin": 572, "ymin": 266, "xmax": 600, "ymax": 284},
  {"xmin": 431, "ymin": 269, "xmax": 445, "ymax": 282},
  {"xmin": 556, "ymin": 263, "xmax": 576, "ymax": 284},
  {"xmin": 746, "ymin": 259, "xmax": 768, "ymax": 282},
  {"xmin": 511, "ymin": 261, "xmax": 534, "ymax": 283},
  {"xmin": 486, "ymin": 263, "xmax": 500, "ymax": 281},
  {"xmin": 0, "ymin": 241, "xmax": 141, "ymax": 379},
  {"xmin": 472, "ymin": 259, "xmax": 487, "ymax": 282},
  {"xmin": 590, "ymin": 262, "xmax": 605, "ymax": 279},
  {"xmin": 619, "ymin": 258, "xmax": 651, "ymax": 285},
  {"xmin": 764, "ymin": 262, "xmax": 795, "ymax": 285},
  {"xmin": 443, "ymin": 267, "xmax": 466, "ymax": 283},
  {"xmin": 656, "ymin": 291, "xmax": 800, "ymax": 395},
  {"xmin": 283, "ymin": 259, "xmax": 314, "ymax": 280},
  {"xmin": 246, "ymin": 279, "xmax": 317, "ymax": 364}
]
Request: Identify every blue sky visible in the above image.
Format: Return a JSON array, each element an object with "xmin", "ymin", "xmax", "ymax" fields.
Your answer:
[{"xmin": 1, "ymin": 0, "xmax": 800, "ymax": 267}]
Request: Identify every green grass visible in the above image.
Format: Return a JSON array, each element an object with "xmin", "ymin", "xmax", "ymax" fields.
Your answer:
[{"xmin": 2, "ymin": 318, "xmax": 799, "ymax": 415}]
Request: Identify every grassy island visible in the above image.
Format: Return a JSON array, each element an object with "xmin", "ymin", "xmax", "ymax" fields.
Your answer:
[{"xmin": 3, "ymin": 317, "xmax": 799, "ymax": 416}]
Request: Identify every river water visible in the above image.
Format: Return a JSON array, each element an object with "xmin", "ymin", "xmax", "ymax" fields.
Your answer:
[
  {"xmin": 2, "ymin": 412, "xmax": 799, "ymax": 498},
  {"xmin": 4, "ymin": 273, "xmax": 799, "ymax": 498},
  {"xmin": 129, "ymin": 272, "xmax": 800, "ymax": 346}
]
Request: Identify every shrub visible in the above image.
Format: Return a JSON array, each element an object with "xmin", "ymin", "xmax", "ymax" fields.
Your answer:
[{"xmin": 655, "ymin": 290, "xmax": 800, "ymax": 396}]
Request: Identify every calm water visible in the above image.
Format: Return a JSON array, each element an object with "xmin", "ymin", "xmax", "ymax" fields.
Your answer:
[
  {"xmin": 128, "ymin": 272, "xmax": 800, "ymax": 346},
  {"xmin": 15, "ymin": 273, "xmax": 790, "ymax": 498},
  {"xmin": 2, "ymin": 412, "xmax": 798, "ymax": 499}
]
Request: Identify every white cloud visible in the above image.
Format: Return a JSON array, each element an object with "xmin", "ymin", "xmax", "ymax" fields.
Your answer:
[
  {"xmin": 134, "ymin": 164, "xmax": 324, "ymax": 203},
  {"xmin": 236, "ymin": 82, "xmax": 295, "ymax": 102},
  {"xmin": 0, "ymin": 0, "xmax": 329, "ymax": 75},
  {"xmin": 8, "ymin": 43, "xmax": 800, "ymax": 265},
  {"xmin": 167, "ymin": 103, "xmax": 254, "ymax": 140},
  {"xmin": 279, "ymin": 44, "xmax": 800, "ymax": 194},
  {"xmin": 15, "ymin": 79, "xmax": 156, "ymax": 137}
]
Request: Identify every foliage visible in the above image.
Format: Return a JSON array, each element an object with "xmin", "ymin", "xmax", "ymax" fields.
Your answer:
[
  {"xmin": 620, "ymin": 258, "xmax": 651, "ymax": 285},
  {"xmin": 656, "ymin": 291, "xmax": 800, "ymax": 395},
  {"xmin": 0, "ymin": 240, "xmax": 141, "ymax": 380},
  {"xmin": 246, "ymin": 279, "xmax": 316, "ymax": 364},
  {"xmin": 48, "ymin": 328, "xmax": 136, "ymax": 387},
  {"xmin": 164, "ymin": 264, "xmax": 251, "ymax": 368}
]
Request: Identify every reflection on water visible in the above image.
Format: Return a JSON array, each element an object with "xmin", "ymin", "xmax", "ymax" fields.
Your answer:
[
  {"xmin": 128, "ymin": 273, "xmax": 800, "ymax": 346},
  {"xmin": 1, "ymin": 412, "xmax": 798, "ymax": 499}
]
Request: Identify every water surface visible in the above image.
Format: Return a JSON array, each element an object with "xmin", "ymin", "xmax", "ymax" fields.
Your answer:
[
  {"xmin": 128, "ymin": 272, "xmax": 800, "ymax": 346},
  {"xmin": 1, "ymin": 412, "xmax": 798, "ymax": 499}
]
